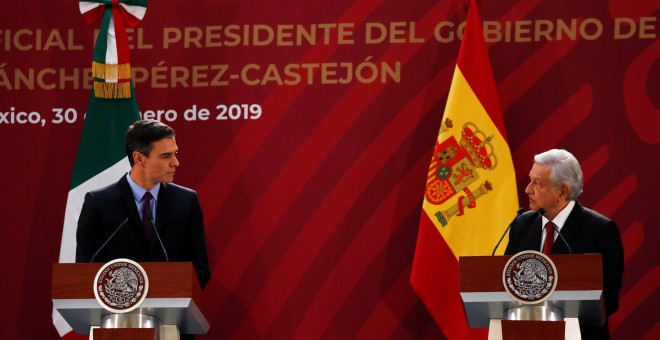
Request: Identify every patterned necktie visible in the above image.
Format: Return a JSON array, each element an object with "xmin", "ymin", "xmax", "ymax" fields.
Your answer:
[
  {"xmin": 142, "ymin": 191, "xmax": 154, "ymax": 238},
  {"xmin": 542, "ymin": 222, "xmax": 554, "ymax": 254}
]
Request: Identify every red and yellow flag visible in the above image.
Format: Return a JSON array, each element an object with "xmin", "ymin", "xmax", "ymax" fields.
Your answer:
[{"xmin": 411, "ymin": 1, "xmax": 518, "ymax": 338}]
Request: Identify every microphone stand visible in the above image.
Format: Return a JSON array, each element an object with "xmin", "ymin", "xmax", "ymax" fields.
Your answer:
[{"xmin": 491, "ymin": 208, "xmax": 525, "ymax": 256}]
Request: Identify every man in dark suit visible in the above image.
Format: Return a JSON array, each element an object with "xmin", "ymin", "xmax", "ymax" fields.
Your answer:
[
  {"xmin": 505, "ymin": 149, "xmax": 624, "ymax": 339},
  {"xmin": 76, "ymin": 119, "xmax": 211, "ymax": 289}
]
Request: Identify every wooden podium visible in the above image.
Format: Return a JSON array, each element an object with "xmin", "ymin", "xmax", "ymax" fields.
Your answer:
[
  {"xmin": 52, "ymin": 262, "xmax": 209, "ymax": 339},
  {"xmin": 459, "ymin": 254, "xmax": 605, "ymax": 339}
]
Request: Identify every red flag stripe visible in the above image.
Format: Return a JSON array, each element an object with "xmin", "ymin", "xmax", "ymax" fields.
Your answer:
[
  {"xmin": 456, "ymin": 1, "xmax": 506, "ymax": 139},
  {"xmin": 412, "ymin": 213, "xmax": 487, "ymax": 339}
]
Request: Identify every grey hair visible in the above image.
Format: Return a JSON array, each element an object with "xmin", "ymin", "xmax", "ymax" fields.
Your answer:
[{"xmin": 534, "ymin": 149, "xmax": 583, "ymax": 200}]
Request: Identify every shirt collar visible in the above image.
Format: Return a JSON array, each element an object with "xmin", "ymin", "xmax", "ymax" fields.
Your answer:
[
  {"xmin": 542, "ymin": 200, "xmax": 575, "ymax": 231},
  {"xmin": 126, "ymin": 172, "xmax": 161, "ymax": 202}
]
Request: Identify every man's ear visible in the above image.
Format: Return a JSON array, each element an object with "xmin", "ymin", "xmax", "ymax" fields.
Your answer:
[
  {"xmin": 133, "ymin": 151, "xmax": 144, "ymax": 165},
  {"xmin": 560, "ymin": 184, "xmax": 571, "ymax": 200}
]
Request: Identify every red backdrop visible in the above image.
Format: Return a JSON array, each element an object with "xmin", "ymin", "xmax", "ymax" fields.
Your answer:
[{"xmin": 0, "ymin": 0, "xmax": 657, "ymax": 338}]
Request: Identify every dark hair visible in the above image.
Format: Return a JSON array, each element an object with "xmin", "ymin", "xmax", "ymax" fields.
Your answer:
[{"xmin": 125, "ymin": 119, "xmax": 175, "ymax": 166}]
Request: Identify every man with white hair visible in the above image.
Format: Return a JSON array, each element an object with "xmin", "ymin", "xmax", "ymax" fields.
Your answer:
[{"xmin": 505, "ymin": 149, "xmax": 624, "ymax": 339}]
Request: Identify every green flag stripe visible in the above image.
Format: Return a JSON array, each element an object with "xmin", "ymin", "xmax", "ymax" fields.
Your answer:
[
  {"xmin": 70, "ymin": 83, "xmax": 140, "ymax": 189},
  {"xmin": 92, "ymin": 8, "xmax": 112, "ymax": 64}
]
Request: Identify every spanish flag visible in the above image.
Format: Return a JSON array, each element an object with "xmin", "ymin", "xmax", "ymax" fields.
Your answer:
[{"xmin": 411, "ymin": 1, "xmax": 518, "ymax": 338}]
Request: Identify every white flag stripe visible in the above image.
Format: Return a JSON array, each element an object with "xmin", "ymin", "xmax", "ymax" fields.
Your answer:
[
  {"xmin": 58, "ymin": 158, "xmax": 131, "ymax": 263},
  {"xmin": 120, "ymin": 4, "xmax": 147, "ymax": 20},
  {"xmin": 105, "ymin": 19, "xmax": 119, "ymax": 68},
  {"xmin": 52, "ymin": 308, "xmax": 72, "ymax": 337},
  {"xmin": 79, "ymin": 2, "xmax": 101, "ymax": 14},
  {"xmin": 54, "ymin": 158, "xmax": 130, "ymax": 336}
]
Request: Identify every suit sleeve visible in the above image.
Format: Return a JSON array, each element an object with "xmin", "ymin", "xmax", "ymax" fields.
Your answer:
[
  {"xmin": 600, "ymin": 219, "xmax": 624, "ymax": 316},
  {"xmin": 504, "ymin": 215, "xmax": 536, "ymax": 255},
  {"xmin": 189, "ymin": 192, "xmax": 211, "ymax": 288},
  {"xmin": 76, "ymin": 192, "xmax": 104, "ymax": 262},
  {"xmin": 504, "ymin": 222, "xmax": 517, "ymax": 255}
]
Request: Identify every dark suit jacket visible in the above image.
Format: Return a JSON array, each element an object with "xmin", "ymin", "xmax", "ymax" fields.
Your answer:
[
  {"xmin": 76, "ymin": 175, "xmax": 211, "ymax": 288},
  {"xmin": 504, "ymin": 201, "xmax": 624, "ymax": 339}
]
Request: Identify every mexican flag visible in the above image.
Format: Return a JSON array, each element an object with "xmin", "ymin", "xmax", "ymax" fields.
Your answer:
[
  {"xmin": 410, "ymin": 0, "xmax": 518, "ymax": 338},
  {"xmin": 53, "ymin": 1, "xmax": 146, "ymax": 336}
]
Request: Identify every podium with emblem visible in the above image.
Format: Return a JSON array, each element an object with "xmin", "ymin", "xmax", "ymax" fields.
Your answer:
[
  {"xmin": 459, "ymin": 253, "xmax": 605, "ymax": 340},
  {"xmin": 52, "ymin": 261, "xmax": 209, "ymax": 340}
]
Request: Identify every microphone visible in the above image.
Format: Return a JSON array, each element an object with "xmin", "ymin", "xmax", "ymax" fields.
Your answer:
[
  {"xmin": 491, "ymin": 207, "xmax": 525, "ymax": 256},
  {"xmin": 152, "ymin": 223, "xmax": 169, "ymax": 262},
  {"xmin": 538, "ymin": 208, "xmax": 573, "ymax": 254},
  {"xmin": 90, "ymin": 216, "xmax": 130, "ymax": 263}
]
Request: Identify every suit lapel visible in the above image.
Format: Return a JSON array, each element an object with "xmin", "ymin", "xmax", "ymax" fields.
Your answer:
[
  {"xmin": 514, "ymin": 213, "xmax": 544, "ymax": 253},
  {"xmin": 147, "ymin": 183, "xmax": 168, "ymax": 258},
  {"xmin": 154, "ymin": 183, "xmax": 167, "ymax": 236},
  {"xmin": 530, "ymin": 214, "xmax": 544, "ymax": 252},
  {"xmin": 552, "ymin": 201, "xmax": 583, "ymax": 254}
]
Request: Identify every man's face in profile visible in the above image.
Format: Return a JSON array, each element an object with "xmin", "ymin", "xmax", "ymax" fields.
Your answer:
[
  {"xmin": 525, "ymin": 163, "xmax": 561, "ymax": 213},
  {"xmin": 140, "ymin": 137, "xmax": 179, "ymax": 186}
]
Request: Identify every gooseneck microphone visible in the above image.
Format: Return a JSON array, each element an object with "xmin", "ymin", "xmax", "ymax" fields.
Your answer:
[
  {"xmin": 90, "ymin": 216, "xmax": 130, "ymax": 263},
  {"xmin": 491, "ymin": 207, "xmax": 525, "ymax": 256},
  {"xmin": 153, "ymin": 223, "xmax": 169, "ymax": 262},
  {"xmin": 538, "ymin": 208, "xmax": 573, "ymax": 254}
]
